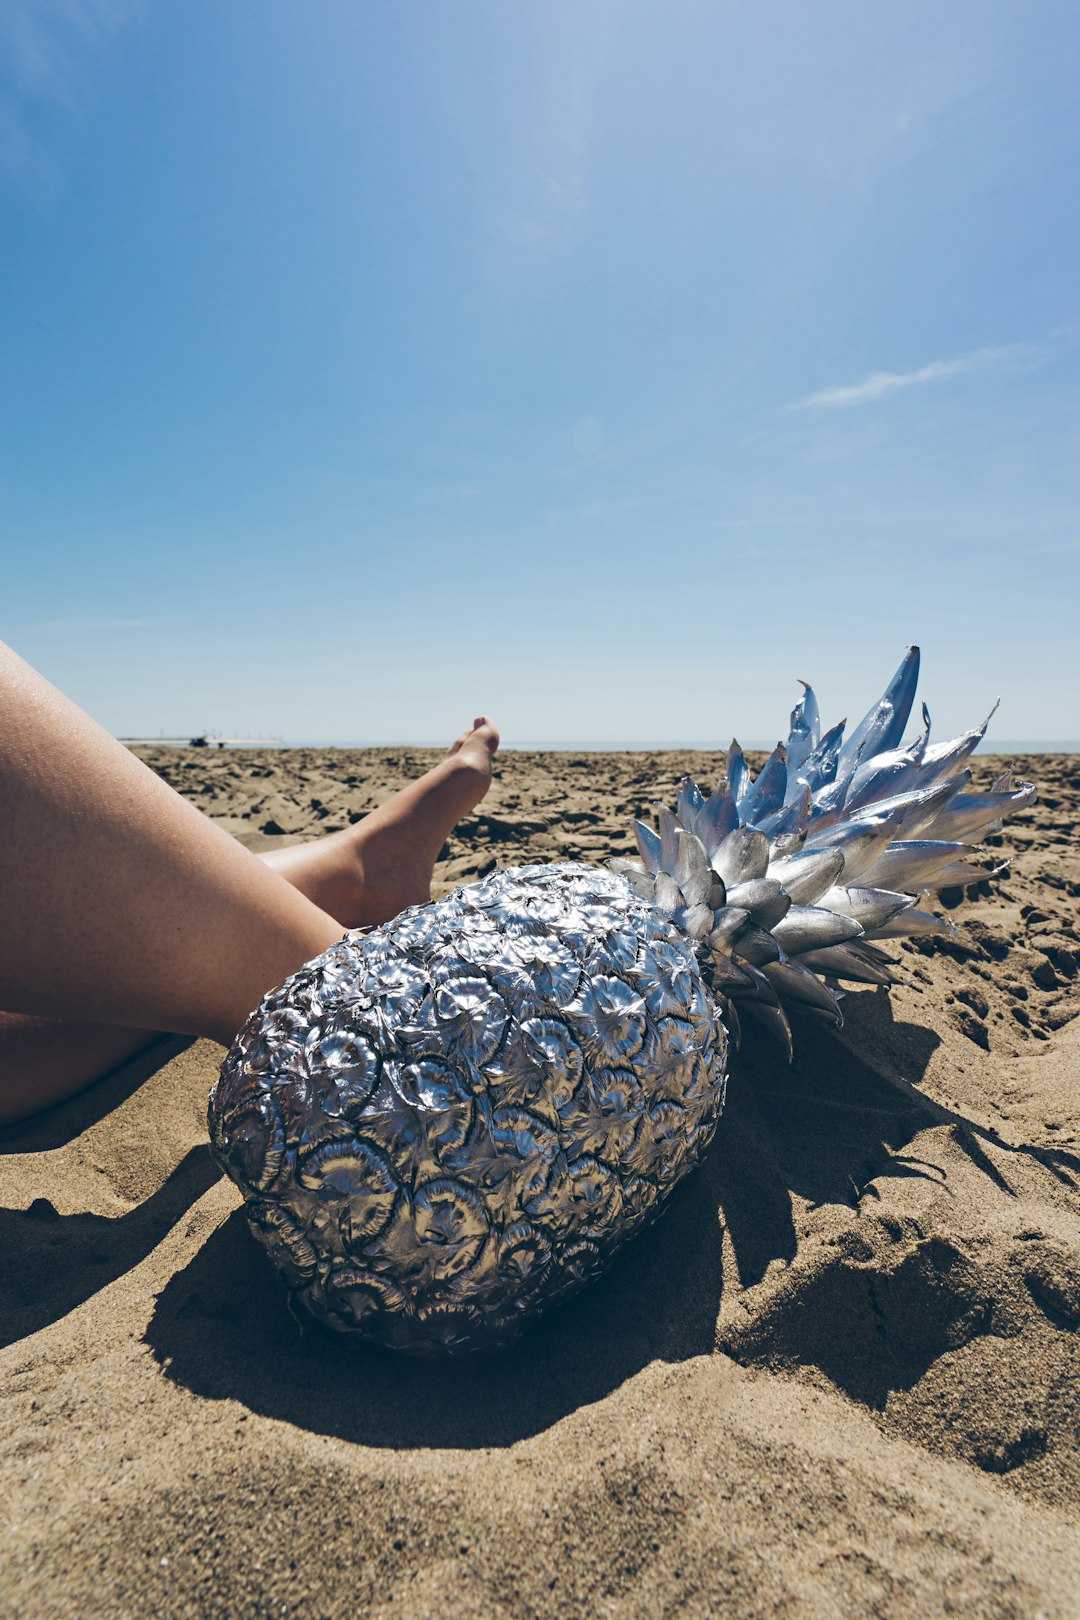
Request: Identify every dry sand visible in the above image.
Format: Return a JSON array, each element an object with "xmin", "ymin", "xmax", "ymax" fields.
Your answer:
[{"xmin": 2, "ymin": 745, "xmax": 1078, "ymax": 1618}]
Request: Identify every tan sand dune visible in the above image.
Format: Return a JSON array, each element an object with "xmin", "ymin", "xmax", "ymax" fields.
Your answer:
[{"xmin": 2, "ymin": 748, "xmax": 1077, "ymax": 1617}]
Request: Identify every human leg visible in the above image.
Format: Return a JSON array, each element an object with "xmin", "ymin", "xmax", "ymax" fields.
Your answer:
[
  {"xmin": 261, "ymin": 717, "xmax": 499, "ymax": 926},
  {"xmin": 0, "ymin": 642, "xmax": 343, "ymax": 1048},
  {"xmin": 0, "ymin": 644, "xmax": 499, "ymax": 1123},
  {"xmin": 0, "ymin": 1013, "xmax": 160, "ymax": 1126}
]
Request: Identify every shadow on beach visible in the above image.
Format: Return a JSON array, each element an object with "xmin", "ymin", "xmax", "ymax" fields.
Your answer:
[
  {"xmin": 0, "ymin": 1143, "xmax": 220, "ymax": 1351},
  {"xmin": 7, "ymin": 989, "xmax": 1061, "ymax": 1445},
  {"xmin": 146, "ymin": 1157, "xmax": 726, "ymax": 1450},
  {"xmin": 142, "ymin": 996, "xmax": 996, "ymax": 1450}
]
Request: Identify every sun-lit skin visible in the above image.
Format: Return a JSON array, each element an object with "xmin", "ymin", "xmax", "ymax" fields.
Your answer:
[{"xmin": 0, "ymin": 639, "xmax": 498, "ymax": 1124}]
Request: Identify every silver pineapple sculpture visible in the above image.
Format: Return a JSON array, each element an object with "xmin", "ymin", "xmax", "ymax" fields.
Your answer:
[{"xmin": 209, "ymin": 648, "xmax": 1034, "ymax": 1354}]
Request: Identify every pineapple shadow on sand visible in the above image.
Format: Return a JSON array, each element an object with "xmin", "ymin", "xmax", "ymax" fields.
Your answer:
[
  {"xmin": 0, "ymin": 1039, "xmax": 219, "ymax": 1353},
  {"xmin": 140, "ymin": 993, "xmax": 995, "ymax": 1450}
]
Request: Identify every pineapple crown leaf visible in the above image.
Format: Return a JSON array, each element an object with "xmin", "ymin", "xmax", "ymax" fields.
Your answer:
[{"xmin": 609, "ymin": 648, "xmax": 1036, "ymax": 1054}]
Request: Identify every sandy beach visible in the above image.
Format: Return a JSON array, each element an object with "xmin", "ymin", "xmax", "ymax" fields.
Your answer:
[{"xmin": 2, "ymin": 745, "xmax": 1077, "ymax": 1618}]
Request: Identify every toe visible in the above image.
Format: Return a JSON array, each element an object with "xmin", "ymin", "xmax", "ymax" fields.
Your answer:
[
  {"xmin": 447, "ymin": 717, "xmax": 500, "ymax": 760},
  {"xmin": 471, "ymin": 716, "xmax": 500, "ymax": 753}
]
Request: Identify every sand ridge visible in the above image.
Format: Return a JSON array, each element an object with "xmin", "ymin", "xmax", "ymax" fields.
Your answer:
[{"xmin": 1, "ymin": 747, "xmax": 1078, "ymax": 1617}]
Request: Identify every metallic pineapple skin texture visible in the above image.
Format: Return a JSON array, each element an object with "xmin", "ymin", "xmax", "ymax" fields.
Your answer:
[{"xmin": 209, "ymin": 863, "xmax": 729, "ymax": 1354}]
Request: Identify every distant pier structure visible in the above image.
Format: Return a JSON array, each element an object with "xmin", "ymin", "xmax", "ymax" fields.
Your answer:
[{"xmin": 120, "ymin": 734, "xmax": 286, "ymax": 749}]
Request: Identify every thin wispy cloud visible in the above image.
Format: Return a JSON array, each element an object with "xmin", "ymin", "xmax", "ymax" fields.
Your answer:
[
  {"xmin": 0, "ymin": 0, "xmax": 139, "ymax": 187},
  {"xmin": 790, "ymin": 342, "xmax": 1041, "ymax": 411},
  {"xmin": 489, "ymin": 8, "xmax": 611, "ymax": 280},
  {"xmin": 7, "ymin": 613, "xmax": 171, "ymax": 636},
  {"xmin": 504, "ymin": 92, "xmax": 589, "ymax": 252}
]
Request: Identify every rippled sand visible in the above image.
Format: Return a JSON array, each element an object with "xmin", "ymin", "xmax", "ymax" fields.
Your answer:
[{"xmin": 2, "ymin": 747, "xmax": 1077, "ymax": 1617}]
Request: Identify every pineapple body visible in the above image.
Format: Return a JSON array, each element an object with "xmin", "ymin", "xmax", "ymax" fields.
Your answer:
[
  {"xmin": 210, "ymin": 648, "xmax": 1036, "ymax": 1356},
  {"xmin": 209, "ymin": 862, "xmax": 728, "ymax": 1354}
]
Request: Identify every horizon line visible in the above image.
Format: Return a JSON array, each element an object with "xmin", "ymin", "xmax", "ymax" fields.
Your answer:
[{"xmin": 120, "ymin": 735, "xmax": 1079, "ymax": 755}]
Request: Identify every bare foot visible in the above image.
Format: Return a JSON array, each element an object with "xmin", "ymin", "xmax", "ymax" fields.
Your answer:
[{"xmin": 263, "ymin": 718, "xmax": 499, "ymax": 929}]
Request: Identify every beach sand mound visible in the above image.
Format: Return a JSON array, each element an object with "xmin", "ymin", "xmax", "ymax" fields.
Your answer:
[{"xmin": 2, "ymin": 749, "xmax": 1077, "ymax": 1617}]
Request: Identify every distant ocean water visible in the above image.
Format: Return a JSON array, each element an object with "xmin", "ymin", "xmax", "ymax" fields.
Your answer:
[
  {"xmin": 490, "ymin": 739, "xmax": 1079, "ymax": 755},
  {"xmin": 492, "ymin": 741, "xmax": 1080, "ymax": 751},
  {"xmin": 124, "ymin": 736, "xmax": 1080, "ymax": 754}
]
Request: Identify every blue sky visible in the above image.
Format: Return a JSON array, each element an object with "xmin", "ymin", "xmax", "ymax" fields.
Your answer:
[{"xmin": 2, "ymin": 0, "xmax": 1078, "ymax": 744}]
